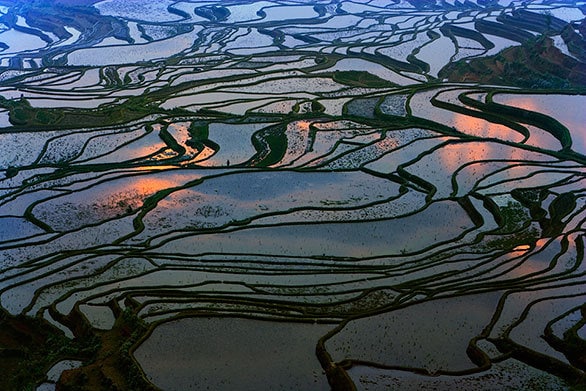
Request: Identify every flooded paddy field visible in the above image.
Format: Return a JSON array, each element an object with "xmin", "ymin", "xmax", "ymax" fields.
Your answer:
[{"xmin": 0, "ymin": 0, "xmax": 585, "ymax": 390}]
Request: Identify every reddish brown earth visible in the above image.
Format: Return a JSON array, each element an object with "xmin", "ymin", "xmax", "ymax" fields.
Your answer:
[{"xmin": 439, "ymin": 36, "xmax": 586, "ymax": 88}]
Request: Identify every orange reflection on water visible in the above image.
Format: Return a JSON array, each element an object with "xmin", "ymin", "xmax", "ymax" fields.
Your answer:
[
  {"xmin": 133, "ymin": 165, "xmax": 177, "ymax": 172},
  {"xmin": 512, "ymin": 259, "xmax": 547, "ymax": 276},
  {"xmin": 453, "ymin": 111, "xmax": 522, "ymax": 142},
  {"xmin": 128, "ymin": 176, "xmax": 178, "ymax": 195},
  {"xmin": 509, "ymin": 237, "xmax": 561, "ymax": 277},
  {"xmin": 438, "ymin": 140, "xmax": 493, "ymax": 174},
  {"xmin": 99, "ymin": 174, "xmax": 180, "ymax": 211},
  {"xmin": 499, "ymin": 97, "xmax": 560, "ymax": 150},
  {"xmin": 61, "ymin": 173, "xmax": 183, "ymax": 224},
  {"xmin": 293, "ymin": 120, "xmax": 311, "ymax": 132},
  {"xmin": 454, "ymin": 113, "xmax": 491, "ymax": 138},
  {"xmin": 194, "ymin": 145, "xmax": 219, "ymax": 166},
  {"xmin": 443, "ymin": 113, "xmax": 505, "ymax": 172},
  {"xmin": 491, "ymin": 96, "xmax": 564, "ymax": 151},
  {"xmin": 496, "ymin": 96, "xmax": 537, "ymax": 113},
  {"xmin": 513, "ymin": 244, "xmax": 531, "ymax": 252}
]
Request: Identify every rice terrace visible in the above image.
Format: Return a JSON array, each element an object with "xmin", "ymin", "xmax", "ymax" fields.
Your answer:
[{"xmin": 0, "ymin": 0, "xmax": 585, "ymax": 389}]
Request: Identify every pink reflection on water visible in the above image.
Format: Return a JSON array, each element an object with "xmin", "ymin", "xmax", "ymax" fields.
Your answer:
[
  {"xmin": 437, "ymin": 140, "xmax": 493, "ymax": 174},
  {"xmin": 493, "ymin": 94, "xmax": 586, "ymax": 154},
  {"xmin": 452, "ymin": 111, "xmax": 524, "ymax": 143}
]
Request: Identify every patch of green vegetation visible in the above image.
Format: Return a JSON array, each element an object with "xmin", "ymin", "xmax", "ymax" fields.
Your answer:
[
  {"xmin": 441, "ymin": 24, "xmax": 495, "ymax": 50},
  {"xmin": 5, "ymin": 166, "xmax": 18, "ymax": 178},
  {"xmin": 194, "ymin": 5, "xmax": 230, "ymax": 22},
  {"xmin": 0, "ymin": 95, "xmax": 161, "ymax": 128},
  {"xmin": 188, "ymin": 120, "xmax": 208, "ymax": 140},
  {"xmin": 313, "ymin": 5, "xmax": 327, "ymax": 17},
  {"xmin": 548, "ymin": 192, "xmax": 576, "ymax": 222},
  {"xmin": 158, "ymin": 126, "xmax": 186, "ymax": 156},
  {"xmin": 185, "ymin": 121, "xmax": 219, "ymax": 153},
  {"xmin": 480, "ymin": 227, "xmax": 540, "ymax": 252},
  {"xmin": 246, "ymin": 125, "xmax": 287, "ymax": 167},
  {"xmin": 292, "ymin": 99, "xmax": 325, "ymax": 114},
  {"xmin": 479, "ymin": 197, "xmax": 541, "ymax": 250},
  {"xmin": 543, "ymin": 192, "xmax": 577, "ymax": 236},
  {"xmin": 0, "ymin": 312, "xmax": 99, "ymax": 391},
  {"xmin": 311, "ymin": 100, "xmax": 325, "ymax": 113},
  {"xmin": 102, "ymin": 66, "xmax": 123, "ymax": 86},
  {"xmin": 407, "ymin": 52, "xmax": 430, "ymax": 74},
  {"xmin": 333, "ymin": 70, "xmax": 396, "ymax": 88},
  {"xmin": 498, "ymin": 201, "xmax": 532, "ymax": 233},
  {"xmin": 511, "ymin": 188, "xmax": 548, "ymax": 221}
]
